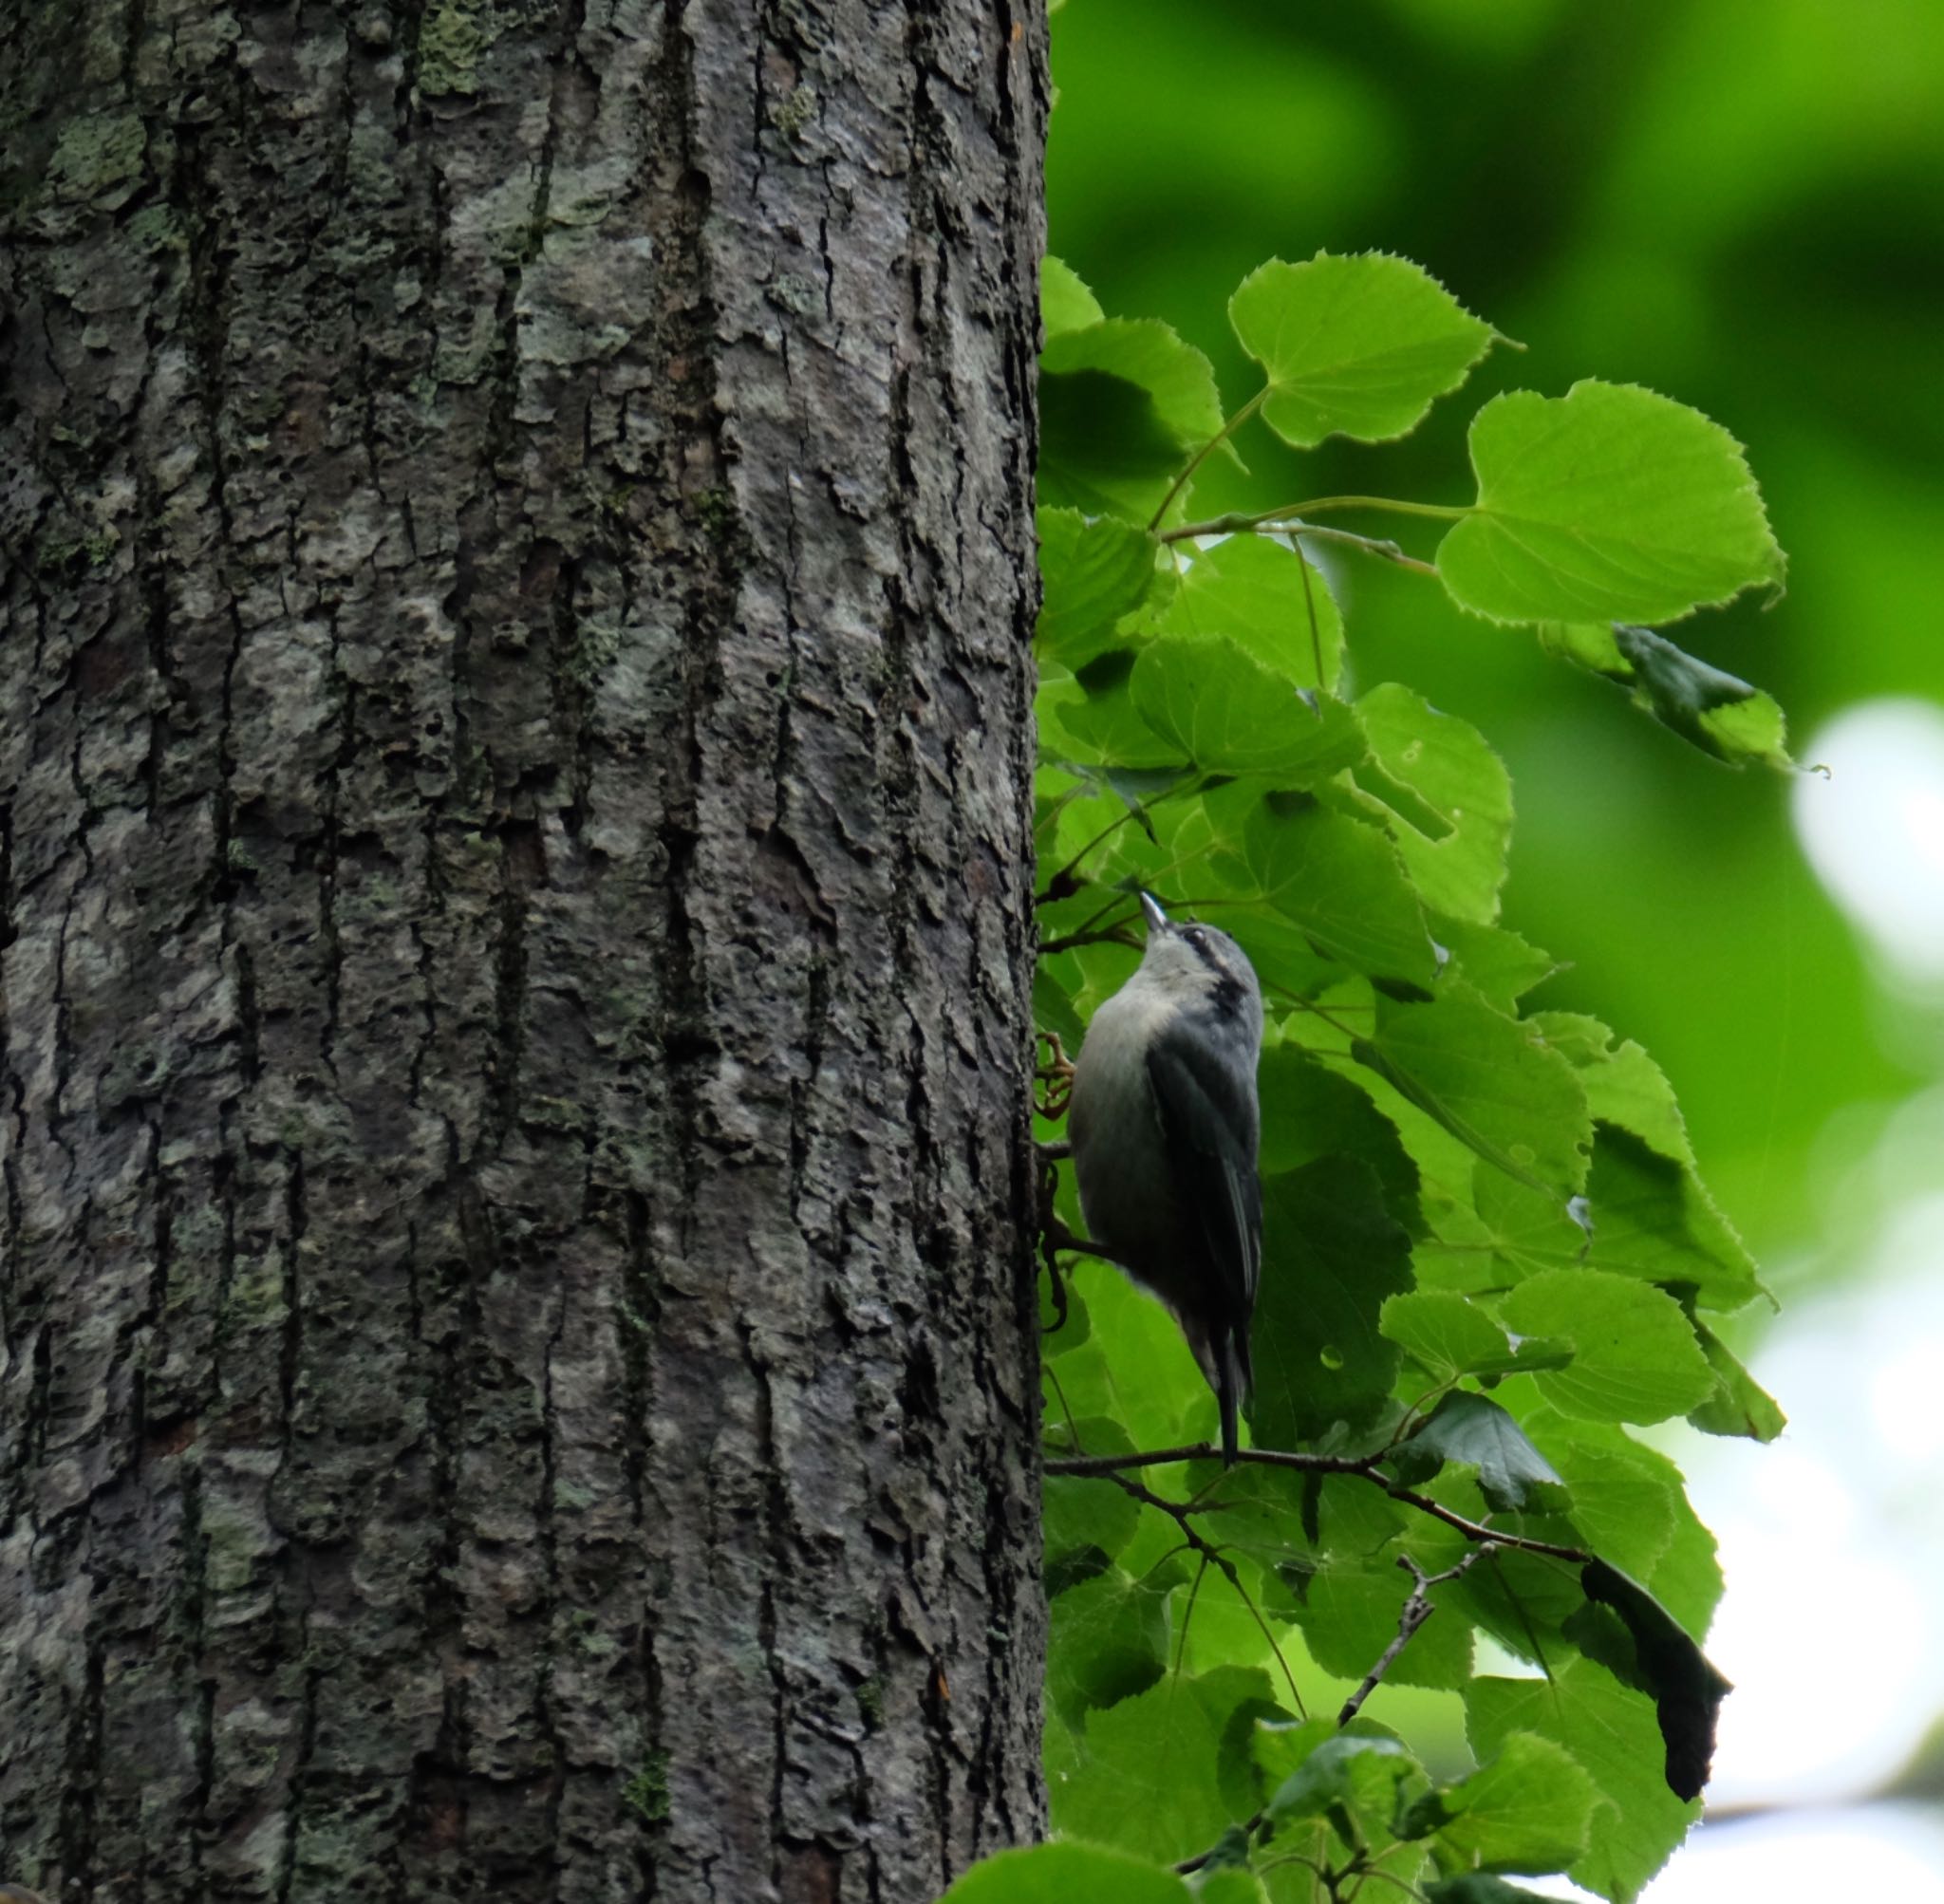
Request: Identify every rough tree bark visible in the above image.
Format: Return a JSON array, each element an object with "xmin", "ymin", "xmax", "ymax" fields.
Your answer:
[{"xmin": 0, "ymin": 1, "xmax": 1047, "ymax": 1898}]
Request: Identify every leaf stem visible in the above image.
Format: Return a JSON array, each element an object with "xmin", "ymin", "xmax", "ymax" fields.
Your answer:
[
  {"xmin": 1148, "ymin": 384, "xmax": 1268, "ymax": 530},
  {"xmin": 1161, "ymin": 495, "xmax": 1469, "ymax": 545},
  {"xmin": 1288, "ymin": 523, "xmax": 1441, "ymax": 579}
]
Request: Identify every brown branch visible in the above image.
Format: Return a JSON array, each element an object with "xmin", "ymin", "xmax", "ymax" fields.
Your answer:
[
  {"xmin": 1043, "ymin": 1444, "xmax": 1594, "ymax": 1565},
  {"xmin": 1045, "ymin": 1443, "xmax": 1374, "ymax": 1479},
  {"xmin": 1377, "ymin": 1483, "xmax": 1590, "ymax": 1564}
]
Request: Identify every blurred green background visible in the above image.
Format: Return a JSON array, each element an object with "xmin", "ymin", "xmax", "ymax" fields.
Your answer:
[{"xmin": 1046, "ymin": 0, "xmax": 1944, "ymax": 1894}]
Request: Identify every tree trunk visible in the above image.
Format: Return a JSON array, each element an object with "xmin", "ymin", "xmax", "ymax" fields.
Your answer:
[{"xmin": 0, "ymin": 1, "xmax": 1047, "ymax": 1897}]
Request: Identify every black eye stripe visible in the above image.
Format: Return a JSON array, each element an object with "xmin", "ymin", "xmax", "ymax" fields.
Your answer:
[{"xmin": 1185, "ymin": 928, "xmax": 1224, "ymax": 971}]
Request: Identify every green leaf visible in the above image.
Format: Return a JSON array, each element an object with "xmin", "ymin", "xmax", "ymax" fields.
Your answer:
[
  {"xmin": 1581, "ymin": 1126, "xmax": 1761, "ymax": 1312},
  {"xmin": 1435, "ymin": 382, "xmax": 1785, "ymax": 625},
  {"xmin": 1514, "ymin": 1408, "xmax": 1683, "ymax": 1588},
  {"xmin": 1051, "ymin": 1258, "xmax": 1220, "ymax": 1452},
  {"xmin": 1229, "ymin": 252, "xmax": 1501, "ymax": 447},
  {"xmin": 1528, "ymin": 1015, "xmax": 1695, "ymax": 1166},
  {"xmin": 1390, "ymin": 1391, "xmax": 1565, "ymax": 1513},
  {"xmin": 1354, "ymin": 685, "xmax": 1513, "ymax": 926},
  {"xmin": 1354, "ymin": 988, "xmax": 1592, "ymax": 1197},
  {"xmin": 1041, "ymin": 319, "xmax": 1228, "ymax": 521},
  {"xmin": 1046, "ymin": 1416, "xmax": 1143, "ymax": 1562},
  {"xmin": 1379, "ymin": 1290, "xmax": 1569, "ymax": 1384},
  {"xmin": 1292, "ymin": 1547, "xmax": 1475, "ymax": 1692},
  {"xmin": 1132, "ymin": 639, "xmax": 1367, "ymax": 779},
  {"xmin": 1043, "ymin": 255, "xmax": 1107, "ymax": 340},
  {"xmin": 1687, "ymin": 1318, "xmax": 1786, "ymax": 1443},
  {"xmin": 1047, "ymin": 1560, "xmax": 1178, "ymax": 1721},
  {"xmin": 1580, "ymin": 1560, "xmax": 1732, "ymax": 1803},
  {"xmin": 1467, "ymin": 1657, "xmax": 1698, "ymax": 1903},
  {"xmin": 1047, "ymin": 659, "xmax": 1185, "ymax": 769},
  {"xmin": 1540, "ymin": 621, "xmax": 1793, "ymax": 770},
  {"xmin": 1498, "ymin": 1268, "xmax": 1716, "ymax": 1425},
  {"xmin": 1425, "ymin": 1876, "xmax": 1572, "ymax": 1904},
  {"xmin": 1159, "ymin": 534, "xmax": 1345, "ymax": 691},
  {"xmin": 1038, "ymin": 508, "xmax": 1161, "ymax": 669},
  {"xmin": 1245, "ymin": 798, "xmax": 1437, "ymax": 987},
  {"xmin": 1194, "ymin": 1869, "xmax": 1268, "ymax": 1904},
  {"xmin": 1432, "ymin": 921, "xmax": 1559, "ymax": 1014},
  {"xmin": 1267, "ymin": 1729, "xmax": 1427, "ymax": 1837},
  {"xmin": 943, "ymin": 1841, "xmax": 1192, "ymax": 1904},
  {"xmin": 1257, "ymin": 1046, "xmax": 1420, "ymax": 1226},
  {"xmin": 1417, "ymin": 1732, "xmax": 1598, "ymax": 1873},
  {"xmin": 1052, "ymin": 1672, "xmax": 1254, "ymax": 1863},
  {"xmin": 1250, "ymin": 1158, "xmax": 1415, "ymax": 1445}
]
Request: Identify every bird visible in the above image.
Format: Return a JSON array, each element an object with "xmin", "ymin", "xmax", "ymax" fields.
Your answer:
[{"xmin": 1067, "ymin": 891, "xmax": 1264, "ymax": 1465}]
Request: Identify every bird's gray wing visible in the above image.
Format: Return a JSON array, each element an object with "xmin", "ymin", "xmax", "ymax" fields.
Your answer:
[{"xmin": 1145, "ymin": 1018, "xmax": 1262, "ymax": 1336}]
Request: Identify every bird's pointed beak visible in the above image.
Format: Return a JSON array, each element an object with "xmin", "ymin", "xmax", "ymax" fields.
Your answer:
[{"xmin": 1139, "ymin": 891, "xmax": 1169, "ymax": 933}]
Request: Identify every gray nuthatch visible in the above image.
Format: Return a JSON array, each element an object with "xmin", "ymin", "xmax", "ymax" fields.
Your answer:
[{"xmin": 1068, "ymin": 892, "xmax": 1264, "ymax": 1465}]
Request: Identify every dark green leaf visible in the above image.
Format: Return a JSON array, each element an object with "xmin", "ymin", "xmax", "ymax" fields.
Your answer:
[
  {"xmin": 1160, "ymin": 533, "xmax": 1345, "ymax": 691},
  {"xmin": 1052, "ymin": 1671, "xmax": 1256, "ymax": 1862},
  {"xmin": 1416, "ymin": 1731, "xmax": 1598, "ymax": 1872},
  {"xmin": 1038, "ymin": 507, "xmax": 1162, "ymax": 669},
  {"xmin": 1046, "ymin": 1557, "xmax": 1184, "ymax": 1720},
  {"xmin": 1041, "ymin": 319, "xmax": 1228, "ymax": 521},
  {"xmin": 1292, "ymin": 1547, "xmax": 1475, "ymax": 1692},
  {"xmin": 1257, "ymin": 1045, "xmax": 1420, "ymax": 1225},
  {"xmin": 1046, "ymin": 1416, "xmax": 1141, "ymax": 1561},
  {"xmin": 942, "ymin": 1841, "xmax": 1192, "ymax": 1904},
  {"xmin": 1246, "ymin": 798, "xmax": 1438, "ymax": 987},
  {"xmin": 1354, "ymin": 987, "xmax": 1592, "ymax": 1197},
  {"xmin": 1133, "ymin": 639, "xmax": 1367, "ymax": 779},
  {"xmin": 1467, "ymin": 1657, "xmax": 1699, "ymax": 1902},
  {"xmin": 1425, "ymin": 1876, "xmax": 1571, "ymax": 1904},
  {"xmin": 1540, "ymin": 621, "xmax": 1793, "ymax": 770},
  {"xmin": 1687, "ymin": 1318, "xmax": 1786, "ymax": 1442},
  {"xmin": 1581, "ymin": 1125, "xmax": 1761, "ymax": 1312},
  {"xmin": 1390, "ymin": 1392, "xmax": 1565, "ymax": 1513},
  {"xmin": 1250, "ymin": 1158, "xmax": 1415, "ymax": 1445},
  {"xmin": 1266, "ymin": 1729, "xmax": 1428, "ymax": 1839},
  {"xmin": 1354, "ymin": 684, "xmax": 1512, "ymax": 926}
]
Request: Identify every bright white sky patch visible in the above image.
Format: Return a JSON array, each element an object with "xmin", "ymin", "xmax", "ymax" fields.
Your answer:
[{"xmin": 1793, "ymin": 698, "xmax": 1944, "ymax": 980}]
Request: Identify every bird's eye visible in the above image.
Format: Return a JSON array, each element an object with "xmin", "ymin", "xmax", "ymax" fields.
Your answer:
[{"xmin": 1185, "ymin": 928, "xmax": 1207, "ymax": 949}]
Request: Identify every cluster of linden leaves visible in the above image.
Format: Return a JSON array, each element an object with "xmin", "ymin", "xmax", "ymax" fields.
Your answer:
[{"xmin": 954, "ymin": 253, "xmax": 1796, "ymax": 1904}]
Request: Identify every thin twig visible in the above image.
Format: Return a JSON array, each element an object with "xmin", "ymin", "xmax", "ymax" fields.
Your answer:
[
  {"xmin": 1160, "ymin": 495, "xmax": 1467, "ymax": 546},
  {"xmin": 1149, "ymin": 386, "xmax": 1268, "ymax": 531},
  {"xmin": 1111, "ymin": 1474, "xmax": 1308, "ymax": 1718},
  {"xmin": 1378, "ymin": 1483, "xmax": 1590, "ymax": 1564},
  {"xmin": 1335, "ymin": 1548, "xmax": 1490, "ymax": 1727},
  {"xmin": 1286, "ymin": 522, "xmax": 1440, "ymax": 578}
]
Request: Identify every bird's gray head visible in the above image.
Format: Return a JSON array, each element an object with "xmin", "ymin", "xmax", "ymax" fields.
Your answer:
[{"xmin": 1133, "ymin": 893, "xmax": 1262, "ymax": 1032}]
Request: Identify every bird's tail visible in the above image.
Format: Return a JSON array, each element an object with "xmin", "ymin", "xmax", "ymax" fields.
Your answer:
[{"xmin": 1217, "ymin": 1330, "xmax": 1251, "ymax": 1467}]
